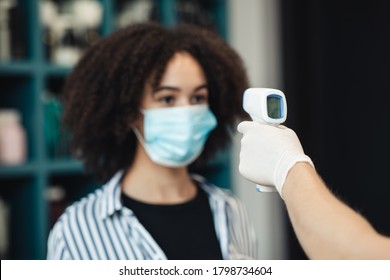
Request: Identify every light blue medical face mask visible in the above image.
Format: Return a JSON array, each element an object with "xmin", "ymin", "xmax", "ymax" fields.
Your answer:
[{"xmin": 133, "ymin": 104, "xmax": 217, "ymax": 167}]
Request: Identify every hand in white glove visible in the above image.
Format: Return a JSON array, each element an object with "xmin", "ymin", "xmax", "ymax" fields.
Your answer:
[{"xmin": 237, "ymin": 121, "xmax": 314, "ymax": 197}]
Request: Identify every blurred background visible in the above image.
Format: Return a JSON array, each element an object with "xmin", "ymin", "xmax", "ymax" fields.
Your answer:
[{"xmin": 0, "ymin": 0, "xmax": 390, "ymax": 260}]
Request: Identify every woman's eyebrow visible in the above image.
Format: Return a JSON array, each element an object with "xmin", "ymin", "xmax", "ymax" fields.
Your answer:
[
  {"xmin": 152, "ymin": 86, "xmax": 180, "ymax": 93},
  {"xmin": 152, "ymin": 84, "xmax": 208, "ymax": 94},
  {"xmin": 194, "ymin": 84, "xmax": 208, "ymax": 92}
]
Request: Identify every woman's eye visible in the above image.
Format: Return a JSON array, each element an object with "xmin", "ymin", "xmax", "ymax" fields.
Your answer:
[
  {"xmin": 159, "ymin": 96, "xmax": 175, "ymax": 104},
  {"xmin": 191, "ymin": 94, "xmax": 208, "ymax": 104}
]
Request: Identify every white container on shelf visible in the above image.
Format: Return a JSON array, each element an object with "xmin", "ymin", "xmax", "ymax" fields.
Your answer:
[{"xmin": 0, "ymin": 109, "xmax": 27, "ymax": 165}]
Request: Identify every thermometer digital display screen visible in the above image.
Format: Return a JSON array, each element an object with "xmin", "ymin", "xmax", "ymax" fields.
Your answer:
[
  {"xmin": 267, "ymin": 95, "xmax": 283, "ymax": 119},
  {"xmin": 243, "ymin": 88, "xmax": 287, "ymax": 124}
]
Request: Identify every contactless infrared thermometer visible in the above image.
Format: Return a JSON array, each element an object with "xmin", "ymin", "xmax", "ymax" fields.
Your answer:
[{"xmin": 243, "ymin": 88, "xmax": 287, "ymax": 192}]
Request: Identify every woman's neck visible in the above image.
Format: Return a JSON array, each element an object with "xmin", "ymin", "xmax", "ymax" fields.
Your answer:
[{"xmin": 121, "ymin": 147, "xmax": 197, "ymax": 205}]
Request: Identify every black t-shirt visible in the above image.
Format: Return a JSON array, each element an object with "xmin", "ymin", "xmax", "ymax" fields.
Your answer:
[{"xmin": 121, "ymin": 186, "xmax": 223, "ymax": 260}]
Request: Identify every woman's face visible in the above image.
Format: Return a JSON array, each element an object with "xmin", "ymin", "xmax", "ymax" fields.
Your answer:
[
  {"xmin": 141, "ymin": 52, "xmax": 209, "ymax": 109},
  {"xmin": 132, "ymin": 52, "xmax": 216, "ymax": 167}
]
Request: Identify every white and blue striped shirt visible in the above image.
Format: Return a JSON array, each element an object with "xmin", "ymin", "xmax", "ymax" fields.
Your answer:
[{"xmin": 47, "ymin": 172, "xmax": 258, "ymax": 259}]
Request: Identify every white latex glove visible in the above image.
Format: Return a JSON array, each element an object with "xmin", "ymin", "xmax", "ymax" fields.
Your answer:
[{"xmin": 237, "ymin": 121, "xmax": 314, "ymax": 197}]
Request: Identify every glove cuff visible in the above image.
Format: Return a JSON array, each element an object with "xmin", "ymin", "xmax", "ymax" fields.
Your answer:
[{"xmin": 274, "ymin": 153, "xmax": 314, "ymax": 199}]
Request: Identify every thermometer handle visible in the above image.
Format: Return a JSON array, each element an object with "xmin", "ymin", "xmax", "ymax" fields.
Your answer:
[{"xmin": 255, "ymin": 123, "xmax": 278, "ymax": 193}]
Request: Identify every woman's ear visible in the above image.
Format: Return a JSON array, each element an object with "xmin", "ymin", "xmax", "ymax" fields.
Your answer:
[{"xmin": 130, "ymin": 112, "xmax": 144, "ymax": 135}]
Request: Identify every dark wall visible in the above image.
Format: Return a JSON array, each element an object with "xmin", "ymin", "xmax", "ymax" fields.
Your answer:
[{"xmin": 281, "ymin": 0, "xmax": 390, "ymax": 259}]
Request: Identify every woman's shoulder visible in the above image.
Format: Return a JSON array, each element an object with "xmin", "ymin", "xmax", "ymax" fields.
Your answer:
[
  {"xmin": 191, "ymin": 174, "xmax": 242, "ymax": 204},
  {"xmin": 57, "ymin": 171, "xmax": 123, "ymax": 222},
  {"xmin": 54, "ymin": 172, "xmax": 123, "ymax": 226},
  {"xmin": 54, "ymin": 186, "xmax": 105, "ymax": 226}
]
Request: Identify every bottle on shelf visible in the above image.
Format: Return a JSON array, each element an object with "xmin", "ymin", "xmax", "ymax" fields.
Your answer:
[
  {"xmin": 52, "ymin": 25, "xmax": 82, "ymax": 66},
  {"xmin": 40, "ymin": 0, "xmax": 103, "ymax": 65},
  {"xmin": 0, "ymin": 109, "xmax": 27, "ymax": 165}
]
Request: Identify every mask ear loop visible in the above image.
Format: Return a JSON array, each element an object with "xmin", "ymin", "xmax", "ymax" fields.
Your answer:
[
  {"xmin": 132, "ymin": 108, "xmax": 147, "ymax": 149},
  {"xmin": 132, "ymin": 127, "xmax": 147, "ymax": 150}
]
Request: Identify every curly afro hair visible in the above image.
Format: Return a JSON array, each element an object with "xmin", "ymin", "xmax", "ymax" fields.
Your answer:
[{"xmin": 61, "ymin": 22, "xmax": 250, "ymax": 183}]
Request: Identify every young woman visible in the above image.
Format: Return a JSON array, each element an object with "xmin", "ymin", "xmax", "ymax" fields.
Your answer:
[{"xmin": 47, "ymin": 22, "xmax": 257, "ymax": 260}]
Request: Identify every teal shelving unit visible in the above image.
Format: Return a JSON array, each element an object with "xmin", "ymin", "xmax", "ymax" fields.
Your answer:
[{"xmin": 0, "ymin": 0, "xmax": 229, "ymax": 259}]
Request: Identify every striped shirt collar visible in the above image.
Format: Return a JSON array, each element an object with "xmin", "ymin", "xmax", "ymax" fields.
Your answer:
[{"xmin": 99, "ymin": 171, "xmax": 124, "ymax": 219}]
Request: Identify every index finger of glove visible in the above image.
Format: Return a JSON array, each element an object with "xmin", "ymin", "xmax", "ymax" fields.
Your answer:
[{"xmin": 237, "ymin": 121, "xmax": 259, "ymax": 134}]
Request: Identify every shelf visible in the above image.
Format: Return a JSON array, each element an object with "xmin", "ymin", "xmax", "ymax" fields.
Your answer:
[
  {"xmin": 43, "ymin": 64, "xmax": 72, "ymax": 77},
  {"xmin": 0, "ymin": 159, "xmax": 84, "ymax": 178},
  {"xmin": 45, "ymin": 159, "xmax": 84, "ymax": 175},
  {"xmin": 0, "ymin": 62, "xmax": 36, "ymax": 75},
  {"xmin": 0, "ymin": 163, "xmax": 37, "ymax": 178},
  {"xmin": 0, "ymin": 62, "xmax": 67, "ymax": 76}
]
